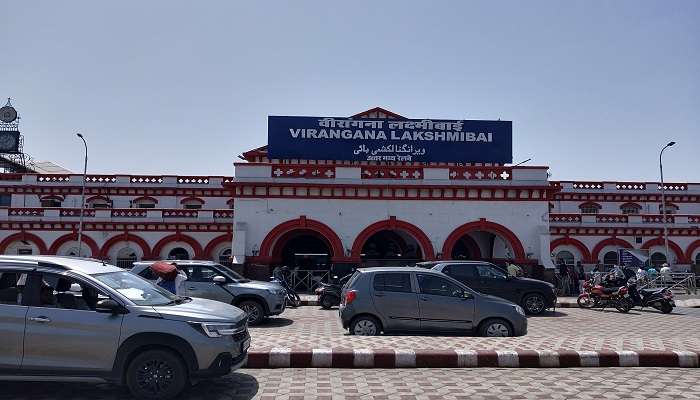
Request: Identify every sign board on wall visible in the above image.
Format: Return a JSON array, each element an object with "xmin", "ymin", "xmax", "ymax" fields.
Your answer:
[{"xmin": 267, "ymin": 116, "xmax": 512, "ymax": 163}]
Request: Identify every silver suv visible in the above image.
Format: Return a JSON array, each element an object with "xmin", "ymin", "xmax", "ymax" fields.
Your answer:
[
  {"xmin": 131, "ymin": 261, "xmax": 286, "ymax": 326},
  {"xmin": 0, "ymin": 256, "xmax": 250, "ymax": 400},
  {"xmin": 339, "ymin": 267, "xmax": 527, "ymax": 337}
]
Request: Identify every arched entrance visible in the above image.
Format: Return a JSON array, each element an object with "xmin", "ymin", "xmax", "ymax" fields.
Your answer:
[
  {"xmin": 259, "ymin": 217, "xmax": 344, "ymax": 267},
  {"xmin": 274, "ymin": 229, "xmax": 332, "ymax": 269},
  {"xmin": 168, "ymin": 247, "xmax": 191, "ymax": 260},
  {"xmin": 351, "ymin": 218, "xmax": 434, "ymax": 266},
  {"xmin": 359, "ymin": 229, "xmax": 422, "ymax": 265},
  {"xmin": 442, "ymin": 220, "xmax": 526, "ymax": 265},
  {"xmin": 258, "ymin": 218, "xmax": 345, "ymax": 291},
  {"xmin": 449, "ymin": 231, "xmax": 513, "ymax": 262}
]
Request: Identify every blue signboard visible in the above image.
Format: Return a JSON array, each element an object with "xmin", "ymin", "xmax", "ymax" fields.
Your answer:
[{"xmin": 267, "ymin": 116, "xmax": 512, "ymax": 163}]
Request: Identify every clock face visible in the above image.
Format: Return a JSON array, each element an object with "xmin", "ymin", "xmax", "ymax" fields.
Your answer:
[
  {"xmin": 0, "ymin": 132, "xmax": 18, "ymax": 152},
  {"xmin": 0, "ymin": 106, "xmax": 17, "ymax": 123}
]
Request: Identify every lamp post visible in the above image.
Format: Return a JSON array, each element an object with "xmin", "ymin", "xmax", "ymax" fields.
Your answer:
[
  {"xmin": 76, "ymin": 133, "xmax": 88, "ymax": 257},
  {"xmin": 659, "ymin": 141, "xmax": 676, "ymax": 267}
]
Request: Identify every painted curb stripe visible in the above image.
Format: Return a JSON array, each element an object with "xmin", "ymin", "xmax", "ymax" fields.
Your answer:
[
  {"xmin": 331, "ymin": 348, "xmax": 354, "ymax": 368},
  {"xmin": 269, "ymin": 347, "xmax": 291, "ymax": 368},
  {"xmin": 244, "ymin": 349, "xmax": 700, "ymax": 368},
  {"xmin": 674, "ymin": 351, "xmax": 699, "ymax": 368},
  {"xmin": 311, "ymin": 348, "xmax": 333, "ymax": 367},
  {"xmin": 353, "ymin": 348, "xmax": 374, "ymax": 368},
  {"xmin": 394, "ymin": 349, "xmax": 416, "ymax": 367},
  {"xmin": 290, "ymin": 349, "xmax": 313, "ymax": 367},
  {"xmin": 476, "ymin": 350, "xmax": 499, "ymax": 367},
  {"xmin": 557, "ymin": 350, "xmax": 581, "ymax": 367},
  {"xmin": 455, "ymin": 349, "xmax": 478, "ymax": 367},
  {"xmin": 496, "ymin": 350, "xmax": 520, "ymax": 367}
]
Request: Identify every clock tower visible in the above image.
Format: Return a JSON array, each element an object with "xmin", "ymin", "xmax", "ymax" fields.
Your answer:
[{"xmin": 0, "ymin": 97, "xmax": 29, "ymax": 173}]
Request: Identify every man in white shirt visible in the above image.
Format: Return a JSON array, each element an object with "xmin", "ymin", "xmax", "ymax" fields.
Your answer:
[{"xmin": 659, "ymin": 263, "xmax": 673, "ymax": 284}]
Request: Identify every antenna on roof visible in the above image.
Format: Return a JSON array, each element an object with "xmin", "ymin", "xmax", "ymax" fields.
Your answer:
[{"xmin": 513, "ymin": 158, "xmax": 532, "ymax": 167}]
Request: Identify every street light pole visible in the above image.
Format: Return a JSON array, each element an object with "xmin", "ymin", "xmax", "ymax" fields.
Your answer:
[
  {"xmin": 76, "ymin": 133, "xmax": 88, "ymax": 257},
  {"xmin": 659, "ymin": 141, "xmax": 676, "ymax": 267}
]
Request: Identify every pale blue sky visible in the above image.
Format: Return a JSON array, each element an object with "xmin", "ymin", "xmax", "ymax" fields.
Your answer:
[{"xmin": 2, "ymin": 1, "xmax": 698, "ymax": 181}]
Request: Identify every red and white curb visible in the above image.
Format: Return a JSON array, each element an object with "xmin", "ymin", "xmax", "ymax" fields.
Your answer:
[{"xmin": 245, "ymin": 348, "xmax": 700, "ymax": 368}]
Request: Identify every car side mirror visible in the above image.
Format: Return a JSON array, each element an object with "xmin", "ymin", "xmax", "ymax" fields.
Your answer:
[
  {"xmin": 213, "ymin": 276, "xmax": 227, "ymax": 284},
  {"xmin": 462, "ymin": 291, "xmax": 474, "ymax": 300},
  {"xmin": 95, "ymin": 299, "xmax": 126, "ymax": 314}
]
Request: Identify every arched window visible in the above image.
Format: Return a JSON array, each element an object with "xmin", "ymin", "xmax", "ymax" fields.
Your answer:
[
  {"xmin": 603, "ymin": 251, "xmax": 618, "ymax": 266},
  {"xmin": 168, "ymin": 247, "xmax": 190, "ymax": 260},
  {"xmin": 555, "ymin": 250, "xmax": 575, "ymax": 266},
  {"xmin": 40, "ymin": 196, "xmax": 63, "ymax": 208},
  {"xmin": 650, "ymin": 252, "xmax": 667, "ymax": 266},
  {"xmin": 182, "ymin": 200, "xmax": 203, "ymax": 210},
  {"xmin": 579, "ymin": 202, "xmax": 601, "ymax": 214},
  {"xmin": 620, "ymin": 203, "xmax": 641, "ymax": 215},
  {"xmin": 218, "ymin": 248, "xmax": 232, "ymax": 267},
  {"xmin": 88, "ymin": 197, "xmax": 112, "ymax": 209},
  {"xmin": 695, "ymin": 253, "xmax": 700, "ymax": 265},
  {"xmin": 132, "ymin": 197, "xmax": 157, "ymax": 209},
  {"xmin": 116, "ymin": 248, "xmax": 137, "ymax": 269}
]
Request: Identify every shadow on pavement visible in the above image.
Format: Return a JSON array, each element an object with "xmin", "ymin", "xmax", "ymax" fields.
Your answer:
[
  {"xmin": 0, "ymin": 372, "xmax": 260, "ymax": 400},
  {"xmin": 255, "ymin": 317, "xmax": 294, "ymax": 328},
  {"xmin": 189, "ymin": 372, "xmax": 259, "ymax": 399},
  {"xmin": 530, "ymin": 310, "xmax": 569, "ymax": 318}
]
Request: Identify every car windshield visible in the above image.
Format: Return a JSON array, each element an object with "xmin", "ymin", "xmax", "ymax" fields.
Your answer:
[
  {"xmin": 217, "ymin": 264, "xmax": 249, "ymax": 282},
  {"xmin": 93, "ymin": 271, "xmax": 179, "ymax": 306}
]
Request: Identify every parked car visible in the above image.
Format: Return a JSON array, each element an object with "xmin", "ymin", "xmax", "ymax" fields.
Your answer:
[
  {"xmin": 131, "ymin": 260, "xmax": 286, "ymax": 325},
  {"xmin": 417, "ymin": 261, "xmax": 556, "ymax": 315},
  {"xmin": 0, "ymin": 255, "xmax": 250, "ymax": 400},
  {"xmin": 339, "ymin": 267, "xmax": 527, "ymax": 337}
]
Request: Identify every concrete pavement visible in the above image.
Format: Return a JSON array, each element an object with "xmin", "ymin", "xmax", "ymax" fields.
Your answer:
[{"xmin": 3, "ymin": 368, "xmax": 699, "ymax": 399}]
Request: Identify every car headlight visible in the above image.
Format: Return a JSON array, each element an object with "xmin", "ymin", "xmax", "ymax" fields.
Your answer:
[
  {"xmin": 513, "ymin": 305, "xmax": 526, "ymax": 316},
  {"xmin": 267, "ymin": 288, "xmax": 286, "ymax": 296},
  {"xmin": 192, "ymin": 322, "xmax": 246, "ymax": 338}
]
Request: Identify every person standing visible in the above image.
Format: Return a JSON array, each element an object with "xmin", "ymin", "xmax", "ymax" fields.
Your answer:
[
  {"xmin": 568, "ymin": 264, "xmax": 579, "ymax": 295},
  {"xmin": 557, "ymin": 260, "xmax": 570, "ymax": 296},
  {"xmin": 647, "ymin": 265, "xmax": 659, "ymax": 282},
  {"xmin": 576, "ymin": 261, "xmax": 586, "ymax": 293},
  {"xmin": 660, "ymin": 263, "xmax": 673, "ymax": 284},
  {"xmin": 507, "ymin": 262, "xmax": 523, "ymax": 277},
  {"xmin": 153, "ymin": 261, "xmax": 188, "ymax": 295},
  {"xmin": 636, "ymin": 267, "xmax": 648, "ymax": 285}
]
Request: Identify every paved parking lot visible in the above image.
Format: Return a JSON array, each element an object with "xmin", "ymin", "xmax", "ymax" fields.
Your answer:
[
  {"xmin": 2, "ymin": 368, "xmax": 699, "ymax": 400},
  {"xmin": 249, "ymin": 307, "xmax": 700, "ymax": 352}
]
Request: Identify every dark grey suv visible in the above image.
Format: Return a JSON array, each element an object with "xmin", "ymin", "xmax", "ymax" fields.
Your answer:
[
  {"xmin": 0, "ymin": 256, "xmax": 250, "ymax": 399},
  {"xmin": 339, "ymin": 267, "xmax": 527, "ymax": 337}
]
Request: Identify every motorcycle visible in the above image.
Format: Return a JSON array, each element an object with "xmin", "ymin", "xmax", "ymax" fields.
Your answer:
[
  {"xmin": 627, "ymin": 278, "xmax": 675, "ymax": 313},
  {"xmin": 271, "ymin": 267, "xmax": 302, "ymax": 308},
  {"xmin": 577, "ymin": 279, "xmax": 632, "ymax": 313},
  {"xmin": 315, "ymin": 274, "xmax": 352, "ymax": 309}
]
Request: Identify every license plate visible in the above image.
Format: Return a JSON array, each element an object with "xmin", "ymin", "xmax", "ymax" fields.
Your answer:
[{"xmin": 241, "ymin": 338, "xmax": 251, "ymax": 352}]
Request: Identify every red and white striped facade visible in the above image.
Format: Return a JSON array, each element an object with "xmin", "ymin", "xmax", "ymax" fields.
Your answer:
[{"xmin": 1, "ymin": 108, "xmax": 699, "ymax": 272}]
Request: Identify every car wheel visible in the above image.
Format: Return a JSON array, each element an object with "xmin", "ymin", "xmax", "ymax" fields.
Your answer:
[
  {"xmin": 350, "ymin": 315, "xmax": 381, "ymax": 336},
  {"xmin": 522, "ymin": 293, "xmax": 546, "ymax": 315},
  {"xmin": 238, "ymin": 300, "xmax": 265, "ymax": 326},
  {"xmin": 479, "ymin": 318, "xmax": 513, "ymax": 337},
  {"xmin": 126, "ymin": 349, "xmax": 187, "ymax": 400},
  {"xmin": 320, "ymin": 295, "xmax": 337, "ymax": 309}
]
